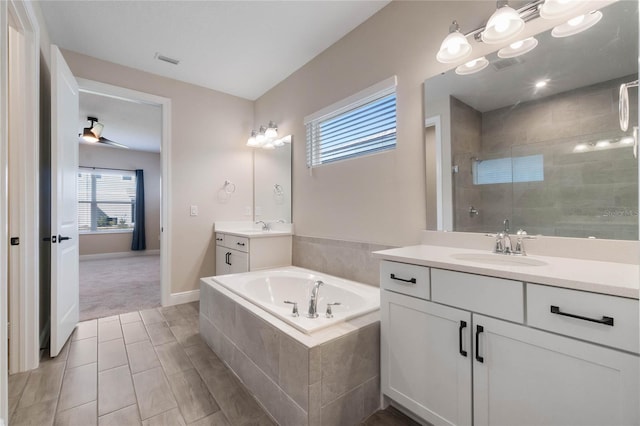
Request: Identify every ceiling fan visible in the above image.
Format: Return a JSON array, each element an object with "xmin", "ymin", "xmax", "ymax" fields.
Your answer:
[{"xmin": 80, "ymin": 116, "xmax": 129, "ymax": 149}]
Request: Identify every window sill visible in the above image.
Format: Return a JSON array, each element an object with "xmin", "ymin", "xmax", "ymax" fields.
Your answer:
[{"xmin": 79, "ymin": 229, "xmax": 134, "ymax": 236}]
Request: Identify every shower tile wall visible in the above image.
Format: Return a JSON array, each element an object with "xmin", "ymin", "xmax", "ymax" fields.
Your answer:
[{"xmin": 451, "ymin": 75, "xmax": 639, "ymax": 239}]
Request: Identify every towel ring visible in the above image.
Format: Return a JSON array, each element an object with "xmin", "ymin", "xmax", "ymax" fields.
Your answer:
[{"xmin": 224, "ymin": 180, "xmax": 236, "ymax": 194}]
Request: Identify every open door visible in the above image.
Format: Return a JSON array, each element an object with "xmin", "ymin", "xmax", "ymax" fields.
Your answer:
[{"xmin": 50, "ymin": 45, "xmax": 79, "ymax": 357}]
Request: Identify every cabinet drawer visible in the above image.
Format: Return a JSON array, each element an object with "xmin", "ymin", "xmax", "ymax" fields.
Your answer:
[
  {"xmin": 380, "ymin": 261, "xmax": 430, "ymax": 300},
  {"xmin": 527, "ymin": 284, "xmax": 639, "ymax": 354},
  {"xmin": 215, "ymin": 233, "xmax": 225, "ymax": 245},
  {"xmin": 224, "ymin": 235, "xmax": 249, "ymax": 252},
  {"xmin": 431, "ymin": 269, "xmax": 523, "ymax": 323}
]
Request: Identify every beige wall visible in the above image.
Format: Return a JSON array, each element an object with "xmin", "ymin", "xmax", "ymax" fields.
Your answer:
[
  {"xmin": 60, "ymin": 50, "xmax": 254, "ymax": 294},
  {"xmin": 78, "ymin": 144, "xmax": 162, "ymax": 255},
  {"xmin": 253, "ymin": 1, "xmax": 580, "ymax": 247}
]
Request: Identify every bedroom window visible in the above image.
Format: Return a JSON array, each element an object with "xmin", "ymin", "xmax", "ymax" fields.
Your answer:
[
  {"xmin": 78, "ymin": 168, "xmax": 137, "ymax": 233},
  {"xmin": 305, "ymin": 76, "xmax": 397, "ymax": 167}
]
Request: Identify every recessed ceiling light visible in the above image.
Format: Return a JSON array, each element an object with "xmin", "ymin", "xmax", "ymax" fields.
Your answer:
[{"xmin": 535, "ymin": 80, "xmax": 548, "ymax": 88}]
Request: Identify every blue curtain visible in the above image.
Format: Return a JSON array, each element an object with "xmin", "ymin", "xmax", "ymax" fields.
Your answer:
[{"xmin": 131, "ymin": 169, "xmax": 146, "ymax": 250}]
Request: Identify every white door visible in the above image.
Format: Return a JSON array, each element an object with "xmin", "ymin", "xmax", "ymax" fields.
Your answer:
[
  {"xmin": 50, "ymin": 45, "xmax": 79, "ymax": 357},
  {"xmin": 473, "ymin": 314, "xmax": 639, "ymax": 426},
  {"xmin": 381, "ymin": 291, "xmax": 472, "ymax": 426}
]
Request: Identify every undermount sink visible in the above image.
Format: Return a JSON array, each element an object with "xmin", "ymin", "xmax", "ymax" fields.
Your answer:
[{"xmin": 451, "ymin": 252, "xmax": 547, "ymax": 267}]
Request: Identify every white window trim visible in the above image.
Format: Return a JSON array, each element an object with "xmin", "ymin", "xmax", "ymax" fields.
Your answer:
[
  {"xmin": 304, "ymin": 75, "xmax": 397, "ymax": 125},
  {"xmin": 79, "ymin": 229, "xmax": 134, "ymax": 235}
]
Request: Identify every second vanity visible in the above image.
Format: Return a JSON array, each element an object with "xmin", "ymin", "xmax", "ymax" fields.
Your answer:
[
  {"xmin": 214, "ymin": 221, "xmax": 293, "ymax": 274},
  {"xmin": 373, "ymin": 231, "xmax": 639, "ymax": 426}
]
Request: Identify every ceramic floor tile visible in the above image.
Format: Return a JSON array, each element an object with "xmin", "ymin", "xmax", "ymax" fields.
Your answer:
[
  {"xmin": 145, "ymin": 322, "xmax": 176, "ymax": 346},
  {"xmin": 127, "ymin": 340, "xmax": 161, "ymax": 374},
  {"xmin": 141, "ymin": 408, "xmax": 186, "ymax": 426},
  {"xmin": 132, "ymin": 367, "xmax": 177, "ymax": 420},
  {"xmin": 98, "ymin": 319, "xmax": 123, "ymax": 343},
  {"xmin": 154, "ymin": 341, "xmax": 193, "ymax": 376},
  {"xmin": 170, "ymin": 323, "xmax": 203, "ymax": 348},
  {"xmin": 98, "ymin": 338, "xmax": 128, "ymax": 372},
  {"xmin": 122, "ymin": 321, "xmax": 150, "ymax": 345},
  {"xmin": 11, "ymin": 398, "xmax": 57, "ymax": 426},
  {"xmin": 18, "ymin": 361, "xmax": 65, "ymax": 408},
  {"xmin": 67, "ymin": 337, "xmax": 98, "ymax": 369},
  {"xmin": 166, "ymin": 368, "xmax": 219, "ymax": 423},
  {"xmin": 189, "ymin": 410, "xmax": 232, "ymax": 426},
  {"xmin": 8, "ymin": 371, "xmax": 29, "ymax": 417},
  {"xmin": 98, "ymin": 365, "xmax": 136, "ymax": 416},
  {"xmin": 159, "ymin": 306, "xmax": 183, "ymax": 323},
  {"xmin": 99, "ymin": 315, "xmax": 120, "ymax": 324},
  {"xmin": 140, "ymin": 308, "xmax": 165, "ymax": 325},
  {"xmin": 120, "ymin": 311, "xmax": 142, "ymax": 324},
  {"xmin": 73, "ymin": 320, "xmax": 98, "ymax": 341},
  {"xmin": 98, "ymin": 404, "xmax": 141, "ymax": 426},
  {"xmin": 58, "ymin": 363, "xmax": 98, "ymax": 411},
  {"xmin": 54, "ymin": 401, "xmax": 97, "ymax": 426}
]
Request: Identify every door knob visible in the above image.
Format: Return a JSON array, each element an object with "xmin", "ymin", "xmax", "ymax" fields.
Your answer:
[{"xmin": 58, "ymin": 235, "xmax": 72, "ymax": 242}]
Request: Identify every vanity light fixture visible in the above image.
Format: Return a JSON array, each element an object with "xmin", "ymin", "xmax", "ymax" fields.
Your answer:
[
  {"xmin": 498, "ymin": 37, "xmax": 538, "ymax": 58},
  {"xmin": 481, "ymin": 1, "xmax": 525, "ymax": 45},
  {"xmin": 455, "ymin": 57, "xmax": 489, "ymax": 75},
  {"xmin": 256, "ymin": 125, "xmax": 267, "ymax": 146},
  {"xmin": 573, "ymin": 143, "xmax": 589, "ymax": 152},
  {"xmin": 539, "ymin": 0, "xmax": 585, "ymax": 21},
  {"xmin": 265, "ymin": 121, "xmax": 278, "ymax": 139},
  {"xmin": 246, "ymin": 130, "xmax": 259, "ymax": 147},
  {"xmin": 551, "ymin": 10, "xmax": 602, "ymax": 38},
  {"xmin": 595, "ymin": 139, "xmax": 611, "ymax": 148},
  {"xmin": 436, "ymin": 21, "xmax": 472, "ymax": 64},
  {"xmin": 620, "ymin": 137, "xmax": 635, "ymax": 145}
]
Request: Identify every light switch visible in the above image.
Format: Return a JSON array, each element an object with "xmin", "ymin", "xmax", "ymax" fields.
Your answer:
[{"xmin": 190, "ymin": 205, "xmax": 198, "ymax": 216}]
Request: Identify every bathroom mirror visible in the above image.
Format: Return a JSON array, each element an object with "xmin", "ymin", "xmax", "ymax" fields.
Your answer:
[
  {"xmin": 254, "ymin": 135, "xmax": 292, "ymax": 223},
  {"xmin": 425, "ymin": 0, "xmax": 638, "ymax": 240}
]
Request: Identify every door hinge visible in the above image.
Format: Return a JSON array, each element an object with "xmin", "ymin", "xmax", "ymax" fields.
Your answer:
[{"xmin": 10, "ymin": 237, "xmax": 19, "ymax": 246}]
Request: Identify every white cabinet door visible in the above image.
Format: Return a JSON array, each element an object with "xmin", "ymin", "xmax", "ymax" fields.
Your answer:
[
  {"xmin": 473, "ymin": 314, "xmax": 640, "ymax": 426},
  {"xmin": 229, "ymin": 249, "xmax": 248, "ymax": 274},
  {"xmin": 215, "ymin": 245, "xmax": 230, "ymax": 275},
  {"xmin": 381, "ymin": 290, "xmax": 472, "ymax": 426}
]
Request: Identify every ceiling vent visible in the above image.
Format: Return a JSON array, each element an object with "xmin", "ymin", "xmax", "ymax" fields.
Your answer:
[
  {"xmin": 491, "ymin": 56, "xmax": 525, "ymax": 71},
  {"xmin": 154, "ymin": 53, "xmax": 180, "ymax": 65}
]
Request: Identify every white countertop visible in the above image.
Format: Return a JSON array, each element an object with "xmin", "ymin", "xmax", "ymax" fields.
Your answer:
[
  {"xmin": 373, "ymin": 245, "xmax": 639, "ymax": 299},
  {"xmin": 215, "ymin": 220, "xmax": 294, "ymax": 238},
  {"xmin": 216, "ymin": 229, "xmax": 293, "ymax": 238}
]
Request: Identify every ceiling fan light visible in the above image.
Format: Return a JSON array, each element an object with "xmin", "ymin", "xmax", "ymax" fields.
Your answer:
[
  {"xmin": 498, "ymin": 37, "xmax": 538, "ymax": 58},
  {"xmin": 455, "ymin": 56, "xmax": 489, "ymax": 75},
  {"xmin": 540, "ymin": 0, "xmax": 582, "ymax": 20},
  {"xmin": 552, "ymin": 10, "xmax": 602, "ymax": 38},
  {"xmin": 481, "ymin": 3, "xmax": 525, "ymax": 44},
  {"xmin": 436, "ymin": 21, "xmax": 472, "ymax": 64},
  {"xmin": 81, "ymin": 127, "xmax": 99, "ymax": 143}
]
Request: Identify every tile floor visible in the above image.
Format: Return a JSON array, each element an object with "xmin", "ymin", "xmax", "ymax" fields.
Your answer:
[{"xmin": 8, "ymin": 302, "xmax": 414, "ymax": 426}]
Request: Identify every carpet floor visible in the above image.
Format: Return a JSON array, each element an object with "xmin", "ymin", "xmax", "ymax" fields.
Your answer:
[{"xmin": 79, "ymin": 255, "xmax": 161, "ymax": 321}]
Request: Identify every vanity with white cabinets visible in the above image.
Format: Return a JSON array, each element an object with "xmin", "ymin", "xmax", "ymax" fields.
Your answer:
[
  {"xmin": 214, "ymin": 222, "xmax": 293, "ymax": 274},
  {"xmin": 374, "ymin": 232, "xmax": 639, "ymax": 426}
]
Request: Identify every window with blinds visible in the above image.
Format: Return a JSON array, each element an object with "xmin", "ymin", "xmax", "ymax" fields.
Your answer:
[
  {"xmin": 473, "ymin": 154, "xmax": 544, "ymax": 185},
  {"xmin": 305, "ymin": 76, "xmax": 397, "ymax": 167},
  {"xmin": 78, "ymin": 168, "xmax": 137, "ymax": 232}
]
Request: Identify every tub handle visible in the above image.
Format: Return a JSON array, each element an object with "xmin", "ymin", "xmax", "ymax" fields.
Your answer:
[
  {"xmin": 284, "ymin": 301, "xmax": 299, "ymax": 317},
  {"xmin": 326, "ymin": 302, "xmax": 341, "ymax": 318}
]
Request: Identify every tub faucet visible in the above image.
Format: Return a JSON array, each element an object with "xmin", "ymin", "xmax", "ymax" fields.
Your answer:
[
  {"xmin": 307, "ymin": 280, "xmax": 324, "ymax": 318},
  {"xmin": 255, "ymin": 220, "xmax": 270, "ymax": 231}
]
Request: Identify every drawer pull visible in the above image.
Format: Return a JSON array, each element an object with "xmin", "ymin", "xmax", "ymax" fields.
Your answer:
[
  {"xmin": 236, "ymin": 242, "xmax": 246, "ymax": 246},
  {"xmin": 550, "ymin": 305, "xmax": 614, "ymax": 326},
  {"xmin": 459, "ymin": 320, "xmax": 467, "ymax": 357},
  {"xmin": 475, "ymin": 325, "xmax": 484, "ymax": 363},
  {"xmin": 390, "ymin": 273, "xmax": 417, "ymax": 284}
]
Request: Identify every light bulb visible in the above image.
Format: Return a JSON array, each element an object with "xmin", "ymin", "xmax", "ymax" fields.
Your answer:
[
  {"xmin": 465, "ymin": 59, "xmax": 477, "ymax": 67},
  {"xmin": 568, "ymin": 14, "xmax": 585, "ymax": 26},
  {"xmin": 595, "ymin": 140, "xmax": 610, "ymax": 148},
  {"xmin": 535, "ymin": 80, "xmax": 547, "ymax": 88},
  {"xmin": 265, "ymin": 121, "xmax": 278, "ymax": 139},
  {"xmin": 447, "ymin": 41, "xmax": 461, "ymax": 55},
  {"xmin": 621, "ymin": 137, "xmax": 634, "ymax": 145},
  {"xmin": 494, "ymin": 17, "xmax": 510, "ymax": 33},
  {"xmin": 246, "ymin": 130, "xmax": 258, "ymax": 147},
  {"xmin": 510, "ymin": 40, "xmax": 523, "ymax": 49}
]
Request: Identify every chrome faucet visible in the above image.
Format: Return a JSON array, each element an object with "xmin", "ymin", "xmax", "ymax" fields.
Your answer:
[
  {"xmin": 255, "ymin": 220, "xmax": 270, "ymax": 231},
  {"xmin": 307, "ymin": 280, "xmax": 324, "ymax": 318},
  {"xmin": 494, "ymin": 219, "xmax": 512, "ymax": 254}
]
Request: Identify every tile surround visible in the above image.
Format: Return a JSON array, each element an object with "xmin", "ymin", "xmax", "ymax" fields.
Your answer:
[{"xmin": 200, "ymin": 280, "xmax": 381, "ymax": 425}]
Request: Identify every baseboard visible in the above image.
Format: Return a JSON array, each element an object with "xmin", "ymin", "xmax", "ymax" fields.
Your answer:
[
  {"xmin": 80, "ymin": 249, "xmax": 160, "ymax": 261},
  {"xmin": 167, "ymin": 289, "xmax": 200, "ymax": 306}
]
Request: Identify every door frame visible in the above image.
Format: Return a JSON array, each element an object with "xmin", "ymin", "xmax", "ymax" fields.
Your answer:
[
  {"xmin": 76, "ymin": 78, "xmax": 173, "ymax": 307},
  {"xmin": 1, "ymin": 0, "xmax": 40, "ymax": 418}
]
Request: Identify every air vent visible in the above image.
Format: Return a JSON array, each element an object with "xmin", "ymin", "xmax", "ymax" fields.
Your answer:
[
  {"xmin": 154, "ymin": 52, "xmax": 180, "ymax": 65},
  {"xmin": 492, "ymin": 57, "xmax": 524, "ymax": 71}
]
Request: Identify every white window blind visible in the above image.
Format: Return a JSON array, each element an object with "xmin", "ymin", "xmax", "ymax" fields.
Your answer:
[
  {"xmin": 78, "ymin": 168, "xmax": 137, "ymax": 232},
  {"xmin": 473, "ymin": 154, "xmax": 544, "ymax": 185},
  {"xmin": 305, "ymin": 76, "xmax": 397, "ymax": 167}
]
